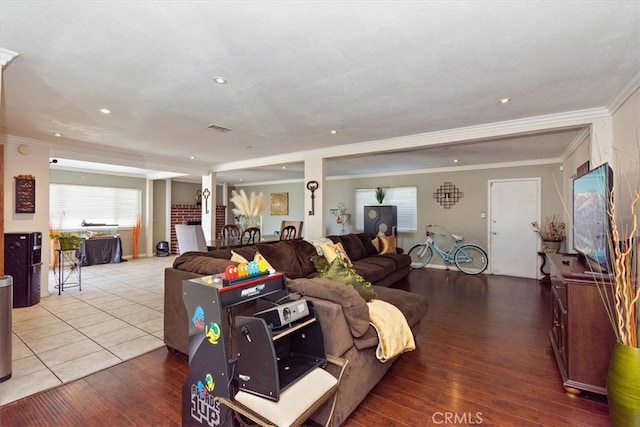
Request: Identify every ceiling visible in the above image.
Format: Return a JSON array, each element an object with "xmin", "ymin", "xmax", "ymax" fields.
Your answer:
[{"xmin": 1, "ymin": 1, "xmax": 639, "ymax": 184}]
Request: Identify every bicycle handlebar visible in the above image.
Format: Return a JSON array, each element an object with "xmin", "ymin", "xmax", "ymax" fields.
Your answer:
[{"xmin": 425, "ymin": 225, "xmax": 449, "ymax": 238}]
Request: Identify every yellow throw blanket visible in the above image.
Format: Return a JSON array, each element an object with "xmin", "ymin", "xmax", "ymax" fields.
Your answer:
[{"xmin": 368, "ymin": 299, "xmax": 416, "ymax": 362}]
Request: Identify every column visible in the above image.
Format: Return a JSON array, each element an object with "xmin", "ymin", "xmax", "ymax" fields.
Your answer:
[{"xmin": 304, "ymin": 157, "xmax": 326, "ymax": 239}]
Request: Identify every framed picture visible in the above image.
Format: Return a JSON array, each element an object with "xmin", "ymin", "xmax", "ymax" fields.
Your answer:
[
  {"xmin": 270, "ymin": 192, "xmax": 288, "ymax": 215},
  {"xmin": 15, "ymin": 176, "xmax": 36, "ymax": 213}
]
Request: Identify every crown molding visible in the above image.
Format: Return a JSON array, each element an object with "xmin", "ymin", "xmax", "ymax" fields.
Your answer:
[
  {"xmin": 1, "ymin": 133, "xmax": 210, "ymax": 177},
  {"xmin": 607, "ymin": 70, "xmax": 640, "ymax": 115},
  {"xmin": 328, "ymin": 158, "xmax": 562, "ymax": 181},
  {"xmin": 213, "ymin": 107, "xmax": 609, "ymax": 173},
  {"xmin": 0, "ymin": 48, "xmax": 19, "ymax": 69}
]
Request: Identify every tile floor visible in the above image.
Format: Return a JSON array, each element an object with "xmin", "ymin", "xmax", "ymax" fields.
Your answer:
[{"xmin": 0, "ymin": 254, "xmax": 177, "ymax": 406}]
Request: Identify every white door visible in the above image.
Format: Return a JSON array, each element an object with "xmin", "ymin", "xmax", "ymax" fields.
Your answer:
[{"xmin": 489, "ymin": 179, "xmax": 540, "ymax": 278}]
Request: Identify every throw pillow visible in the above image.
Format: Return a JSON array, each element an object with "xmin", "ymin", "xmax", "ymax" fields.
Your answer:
[
  {"xmin": 377, "ymin": 232, "xmax": 397, "ymax": 255},
  {"xmin": 319, "ymin": 242, "xmax": 352, "ymax": 266},
  {"xmin": 230, "ymin": 250, "xmax": 249, "ymax": 263},
  {"xmin": 254, "ymin": 252, "xmax": 275, "ymax": 273},
  {"xmin": 311, "ymin": 255, "xmax": 330, "ymax": 274},
  {"xmin": 371, "ymin": 236, "xmax": 380, "ymax": 252},
  {"xmin": 308, "ymin": 236, "xmax": 334, "ymax": 256},
  {"xmin": 319, "ymin": 257, "xmax": 376, "ymax": 302}
]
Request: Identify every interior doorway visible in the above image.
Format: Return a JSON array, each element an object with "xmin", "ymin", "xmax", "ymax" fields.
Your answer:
[{"xmin": 488, "ymin": 178, "xmax": 540, "ymax": 279}]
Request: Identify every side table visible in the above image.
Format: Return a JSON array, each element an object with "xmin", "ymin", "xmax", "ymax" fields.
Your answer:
[{"xmin": 54, "ymin": 248, "xmax": 81, "ymax": 295}]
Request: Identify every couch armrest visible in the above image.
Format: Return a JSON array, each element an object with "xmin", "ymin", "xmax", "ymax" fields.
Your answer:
[
  {"xmin": 286, "ymin": 277, "xmax": 370, "ymax": 337},
  {"xmin": 302, "ymin": 296, "xmax": 355, "ymax": 357}
]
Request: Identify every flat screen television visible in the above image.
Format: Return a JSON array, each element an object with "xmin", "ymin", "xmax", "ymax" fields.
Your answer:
[{"xmin": 572, "ymin": 162, "xmax": 613, "ymax": 274}]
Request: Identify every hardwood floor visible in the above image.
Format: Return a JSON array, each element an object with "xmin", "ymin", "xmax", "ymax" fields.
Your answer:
[{"xmin": 0, "ymin": 269, "xmax": 611, "ymax": 426}]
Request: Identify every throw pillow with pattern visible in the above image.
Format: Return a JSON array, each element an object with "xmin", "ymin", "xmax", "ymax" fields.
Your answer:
[{"xmin": 319, "ymin": 257, "xmax": 376, "ymax": 302}]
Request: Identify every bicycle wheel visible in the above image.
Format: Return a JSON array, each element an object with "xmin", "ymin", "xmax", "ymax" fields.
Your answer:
[
  {"xmin": 408, "ymin": 244, "xmax": 433, "ymax": 268},
  {"xmin": 454, "ymin": 244, "xmax": 488, "ymax": 275}
]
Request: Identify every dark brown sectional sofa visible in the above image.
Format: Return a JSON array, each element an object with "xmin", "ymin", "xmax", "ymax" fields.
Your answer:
[{"xmin": 164, "ymin": 233, "xmax": 428, "ymax": 425}]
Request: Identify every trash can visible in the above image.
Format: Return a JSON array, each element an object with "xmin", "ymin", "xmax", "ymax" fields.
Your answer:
[
  {"xmin": 0, "ymin": 275, "xmax": 12, "ymax": 382},
  {"xmin": 156, "ymin": 241, "xmax": 169, "ymax": 257}
]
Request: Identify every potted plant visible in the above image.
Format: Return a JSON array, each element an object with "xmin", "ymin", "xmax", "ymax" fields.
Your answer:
[
  {"xmin": 49, "ymin": 231, "xmax": 82, "ymax": 251},
  {"xmin": 602, "ymin": 191, "xmax": 639, "ymax": 426},
  {"xmin": 375, "ymin": 187, "xmax": 386, "ymax": 204},
  {"xmin": 531, "ymin": 214, "xmax": 566, "ymax": 252}
]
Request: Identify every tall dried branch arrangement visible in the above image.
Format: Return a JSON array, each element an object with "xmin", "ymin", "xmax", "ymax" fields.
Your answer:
[
  {"xmin": 230, "ymin": 190, "xmax": 266, "ymax": 218},
  {"xmin": 607, "ymin": 191, "xmax": 639, "ymax": 347}
]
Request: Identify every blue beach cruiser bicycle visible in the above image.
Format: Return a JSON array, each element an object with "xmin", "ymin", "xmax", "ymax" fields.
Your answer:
[{"xmin": 408, "ymin": 225, "xmax": 488, "ymax": 275}]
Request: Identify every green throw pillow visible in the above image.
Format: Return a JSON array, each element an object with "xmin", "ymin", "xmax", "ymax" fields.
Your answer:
[
  {"xmin": 319, "ymin": 257, "xmax": 376, "ymax": 302},
  {"xmin": 311, "ymin": 255, "xmax": 330, "ymax": 274}
]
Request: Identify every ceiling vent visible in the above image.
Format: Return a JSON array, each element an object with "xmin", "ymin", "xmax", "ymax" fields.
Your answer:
[{"xmin": 206, "ymin": 123, "xmax": 231, "ymax": 133}]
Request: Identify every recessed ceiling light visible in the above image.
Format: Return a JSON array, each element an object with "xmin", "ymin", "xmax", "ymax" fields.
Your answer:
[
  {"xmin": 214, "ymin": 77, "xmax": 227, "ymax": 84},
  {"xmin": 453, "ymin": 159, "xmax": 459, "ymax": 163},
  {"xmin": 330, "ymin": 130, "xmax": 337, "ymax": 135},
  {"xmin": 189, "ymin": 156, "xmax": 195, "ymax": 160},
  {"xmin": 52, "ymin": 132, "xmax": 62, "ymax": 137},
  {"xmin": 98, "ymin": 108, "xmax": 112, "ymax": 114},
  {"xmin": 282, "ymin": 166, "xmax": 287, "ymax": 169},
  {"xmin": 499, "ymin": 98, "xmax": 511, "ymax": 104}
]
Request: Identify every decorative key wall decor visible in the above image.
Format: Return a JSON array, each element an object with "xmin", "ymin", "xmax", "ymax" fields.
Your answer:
[{"xmin": 433, "ymin": 182, "xmax": 463, "ymax": 209}]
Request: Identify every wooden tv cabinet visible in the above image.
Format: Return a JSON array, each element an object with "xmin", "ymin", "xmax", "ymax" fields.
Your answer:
[{"xmin": 547, "ymin": 253, "xmax": 616, "ymax": 396}]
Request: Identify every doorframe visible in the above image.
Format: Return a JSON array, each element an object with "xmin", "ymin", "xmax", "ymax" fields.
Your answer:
[{"xmin": 487, "ymin": 177, "xmax": 541, "ymax": 278}]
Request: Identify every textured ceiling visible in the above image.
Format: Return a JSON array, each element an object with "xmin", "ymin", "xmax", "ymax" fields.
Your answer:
[{"xmin": 1, "ymin": 1, "xmax": 639, "ymax": 183}]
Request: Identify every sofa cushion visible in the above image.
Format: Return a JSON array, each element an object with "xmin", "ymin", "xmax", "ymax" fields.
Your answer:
[
  {"xmin": 253, "ymin": 241, "xmax": 306, "ymax": 279},
  {"xmin": 374, "ymin": 286, "xmax": 428, "ymax": 329},
  {"xmin": 358, "ymin": 233, "xmax": 380, "ymax": 256},
  {"xmin": 335, "ymin": 234, "xmax": 369, "ymax": 261},
  {"xmin": 319, "ymin": 257, "xmax": 376, "ymax": 302},
  {"xmin": 351, "ymin": 256, "xmax": 398, "ymax": 283},
  {"xmin": 292, "ymin": 239, "xmax": 319, "ymax": 277},
  {"xmin": 382, "ymin": 252, "xmax": 412, "ymax": 270},
  {"xmin": 286, "ymin": 277, "xmax": 371, "ymax": 338}
]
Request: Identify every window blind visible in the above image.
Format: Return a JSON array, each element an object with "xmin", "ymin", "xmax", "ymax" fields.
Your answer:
[{"xmin": 50, "ymin": 184, "xmax": 141, "ymax": 230}]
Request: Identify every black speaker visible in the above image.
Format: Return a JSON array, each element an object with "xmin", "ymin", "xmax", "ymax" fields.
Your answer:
[{"xmin": 364, "ymin": 205, "xmax": 397, "ymax": 236}]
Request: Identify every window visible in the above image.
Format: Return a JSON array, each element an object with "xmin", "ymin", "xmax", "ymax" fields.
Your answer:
[
  {"xmin": 50, "ymin": 184, "xmax": 141, "ymax": 230},
  {"xmin": 355, "ymin": 186, "xmax": 417, "ymax": 232}
]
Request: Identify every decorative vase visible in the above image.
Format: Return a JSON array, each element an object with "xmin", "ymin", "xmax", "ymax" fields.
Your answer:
[
  {"xmin": 542, "ymin": 240, "xmax": 561, "ymax": 252},
  {"xmin": 242, "ymin": 216, "xmax": 261, "ymax": 231},
  {"xmin": 607, "ymin": 341, "xmax": 640, "ymax": 426}
]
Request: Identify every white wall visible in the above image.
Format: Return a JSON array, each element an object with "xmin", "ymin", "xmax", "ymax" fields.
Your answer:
[
  {"xmin": 612, "ymin": 87, "xmax": 640, "ymax": 226},
  {"xmin": 3, "ymin": 142, "xmax": 51, "ymax": 298},
  {"xmin": 229, "ymin": 182, "xmax": 305, "ymax": 237}
]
